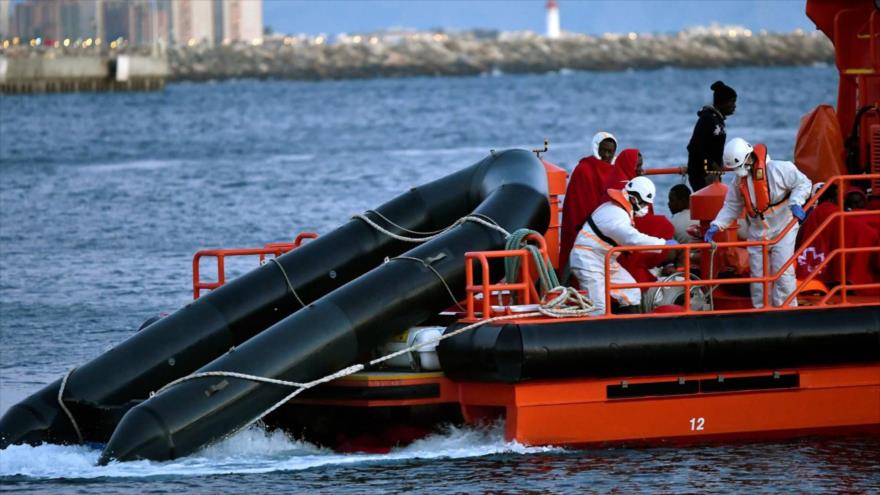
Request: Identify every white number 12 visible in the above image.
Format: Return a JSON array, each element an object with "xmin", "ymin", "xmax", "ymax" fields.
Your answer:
[{"xmin": 689, "ymin": 417, "xmax": 705, "ymax": 431}]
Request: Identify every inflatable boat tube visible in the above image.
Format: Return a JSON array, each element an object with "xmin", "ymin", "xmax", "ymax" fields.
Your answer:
[
  {"xmin": 437, "ymin": 306, "xmax": 880, "ymax": 383},
  {"xmin": 0, "ymin": 150, "xmax": 538, "ymax": 449},
  {"xmin": 98, "ymin": 149, "xmax": 549, "ymax": 463}
]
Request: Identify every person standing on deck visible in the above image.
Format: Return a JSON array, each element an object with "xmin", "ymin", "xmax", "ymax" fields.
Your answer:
[
  {"xmin": 705, "ymin": 138, "xmax": 812, "ymax": 308},
  {"xmin": 687, "ymin": 81, "xmax": 737, "ymax": 191},
  {"xmin": 570, "ymin": 176, "xmax": 676, "ymax": 315},
  {"xmin": 559, "ymin": 131, "xmax": 619, "ymax": 273}
]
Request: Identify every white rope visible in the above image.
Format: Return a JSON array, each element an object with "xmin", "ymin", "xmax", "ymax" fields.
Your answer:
[
  {"xmin": 363, "ymin": 210, "xmax": 448, "ymax": 236},
  {"xmin": 352, "ymin": 213, "xmax": 511, "ymax": 243},
  {"xmin": 391, "ymin": 256, "xmax": 466, "ymax": 312},
  {"xmin": 152, "ymin": 370, "xmax": 311, "ymax": 396},
  {"xmin": 149, "ymin": 287, "xmax": 595, "ymax": 440},
  {"xmin": 58, "ymin": 368, "xmax": 84, "ymax": 444},
  {"xmin": 269, "ymin": 258, "xmax": 306, "ymax": 308}
]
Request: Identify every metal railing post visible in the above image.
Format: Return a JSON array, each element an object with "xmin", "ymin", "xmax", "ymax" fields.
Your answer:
[{"xmin": 683, "ymin": 246, "xmax": 692, "ymax": 312}]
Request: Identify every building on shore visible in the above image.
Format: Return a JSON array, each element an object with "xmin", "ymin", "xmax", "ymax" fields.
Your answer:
[
  {"xmin": 217, "ymin": 0, "xmax": 263, "ymax": 45},
  {"xmin": 4, "ymin": 0, "xmax": 262, "ymax": 47},
  {"xmin": 169, "ymin": 0, "xmax": 214, "ymax": 45},
  {"xmin": 0, "ymin": 0, "xmax": 10, "ymax": 39}
]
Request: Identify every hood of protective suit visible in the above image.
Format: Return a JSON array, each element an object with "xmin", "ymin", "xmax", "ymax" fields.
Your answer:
[{"xmin": 591, "ymin": 131, "xmax": 618, "ymax": 162}]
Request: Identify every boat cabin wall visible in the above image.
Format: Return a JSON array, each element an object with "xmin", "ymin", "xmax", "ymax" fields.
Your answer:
[{"xmin": 541, "ymin": 159, "xmax": 567, "ymax": 269}]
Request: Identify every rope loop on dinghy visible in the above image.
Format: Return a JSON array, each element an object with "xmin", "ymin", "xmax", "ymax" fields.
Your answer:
[
  {"xmin": 58, "ymin": 367, "xmax": 84, "ymax": 444},
  {"xmin": 269, "ymin": 258, "xmax": 307, "ymax": 308},
  {"xmin": 352, "ymin": 212, "xmax": 511, "ymax": 243},
  {"xmin": 389, "ymin": 256, "xmax": 467, "ymax": 312}
]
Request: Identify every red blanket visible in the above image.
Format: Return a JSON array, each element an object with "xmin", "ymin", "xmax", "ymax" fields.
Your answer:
[
  {"xmin": 604, "ymin": 148, "xmax": 640, "ymax": 191},
  {"xmin": 796, "ymin": 202, "xmax": 880, "ymax": 295},
  {"xmin": 559, "ymin": 156, "xmax": 614, "ymax": 270},
  {"xmin": 620, "ymin": 213, "xmax": 675, "ymax": 286}
]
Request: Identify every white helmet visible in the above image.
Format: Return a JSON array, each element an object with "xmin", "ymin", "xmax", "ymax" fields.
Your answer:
[
  {"xmin": 624, "ymin": 176, "xmax": 655, "ymax": 217},
  {"xmin": 724, "ymin": 137, "xmax": 754, "ymax": 176}
]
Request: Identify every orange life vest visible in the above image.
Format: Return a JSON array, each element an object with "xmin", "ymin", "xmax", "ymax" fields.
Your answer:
[{"xmin": 738, "ymin": 143, "xmax": 772, "ymax": 218}]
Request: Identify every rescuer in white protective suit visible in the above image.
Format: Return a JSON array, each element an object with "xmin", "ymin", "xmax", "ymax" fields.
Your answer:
[
  {"xmin": 705, "ymin": 137, "xmax": 812, "ymax": 308},
  {"xmin": 570, "ymin": 176, "xmax": 677, "ymax": 315}
]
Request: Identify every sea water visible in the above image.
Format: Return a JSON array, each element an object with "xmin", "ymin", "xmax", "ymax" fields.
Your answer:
[{"xmin": 1, "ymin": 66, "xmax": 878, "ymax": 493}]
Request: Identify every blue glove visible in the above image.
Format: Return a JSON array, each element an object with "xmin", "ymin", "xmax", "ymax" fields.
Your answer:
[
  {"xmin": 790, "ymin": 204, "xmax": 806, "ymax": 222},
  {"xmin": 665, "ymin": 239, "xmax": 678, "ymax": 246},
  {"xmin": 704, "ymin": 225, "xmax": 720, "ymax": 242}
]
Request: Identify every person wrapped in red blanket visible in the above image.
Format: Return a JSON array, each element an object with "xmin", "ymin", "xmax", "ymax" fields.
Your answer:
[
  {"xmin": 796, "ymin": 185, "xmax": 880, "ymax": 296},
  {"xmin": 559, "ymin": 131, "xmax": 618, "ymax": 272}
]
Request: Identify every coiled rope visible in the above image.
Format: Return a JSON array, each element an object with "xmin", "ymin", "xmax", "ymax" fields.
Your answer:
[{"xmin": 503, "ymin": 229, "xmax": 559, "ymax": 304}]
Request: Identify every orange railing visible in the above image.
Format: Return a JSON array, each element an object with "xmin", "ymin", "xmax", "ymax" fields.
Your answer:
[
  {"xmin": 192, "ymin": 232, "xmax": 318, "ymax": 299},
  {"xmin": 605, "ymin": 174, "xmax": 880, "ymax": 313},
  {"xmin": 463, "ymin": 173, "xmax": 879, "ymax": 321},
  {"xmin": 464, "ymin": 232, "xmax": 551, "ymax": 320},
  {"xmin": 643, "ymin": 166, "xmax": 688, "ymax": 177}
]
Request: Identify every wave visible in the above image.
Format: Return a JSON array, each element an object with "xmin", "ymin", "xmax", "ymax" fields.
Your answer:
[
  {"xmin": 261, "ymin": 153, "xmax": 317, "ymax": 166},
  {"xmin": 0, "ymin": 421, "xmax": 560, "ymax": 480},
  {"xmin": 75, "ymin": 159, "xmax": 182, "ymax": 173}
]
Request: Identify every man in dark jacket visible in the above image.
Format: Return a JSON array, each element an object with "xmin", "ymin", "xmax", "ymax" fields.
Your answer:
[{"xmin": 686, "ymin": 80, "xmax": 737, "ymax": 191}]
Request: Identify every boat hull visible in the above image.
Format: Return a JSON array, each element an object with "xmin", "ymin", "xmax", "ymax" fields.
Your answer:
[
  {"xmin": 458, "ymin": 363, "xmax": 880, "ymax": 447},
  {"xmin": 269, "ymin": 363, "xmax": 880, "ymax": 451}
]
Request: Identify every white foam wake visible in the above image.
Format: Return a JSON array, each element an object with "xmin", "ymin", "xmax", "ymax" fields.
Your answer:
[{"xmin": 0, "ymin": 422, "xmax": 560, "ymax": 479}]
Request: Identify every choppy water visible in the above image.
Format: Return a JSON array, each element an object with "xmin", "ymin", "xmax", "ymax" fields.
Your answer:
[{"xmin": 2, "ymin": 66, "xmax": 878, "ymax": 493}]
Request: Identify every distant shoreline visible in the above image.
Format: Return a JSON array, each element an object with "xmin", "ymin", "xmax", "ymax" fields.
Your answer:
[{"xmin": 1, "ymin": 29, "xmax": 833, "ymax": 84}]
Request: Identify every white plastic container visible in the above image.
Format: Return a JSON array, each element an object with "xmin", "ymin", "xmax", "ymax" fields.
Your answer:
[{"xmin": 377, "ymin": 326, "xmax": 444, "ymax": 371}]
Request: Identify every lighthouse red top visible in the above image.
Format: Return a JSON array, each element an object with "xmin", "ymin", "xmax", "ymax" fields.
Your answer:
[{"xmin": 547, "ymin": 0, "xmax": 558, "ymax": 9}]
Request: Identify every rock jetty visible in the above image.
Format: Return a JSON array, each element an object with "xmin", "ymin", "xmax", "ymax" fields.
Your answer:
[{"xmin": 168, "ymin": 27, "xmax": 833, "ymax": 81}]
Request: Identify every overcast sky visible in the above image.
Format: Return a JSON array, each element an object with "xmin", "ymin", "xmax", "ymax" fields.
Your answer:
[{"xmin": 262, "ymin": 0, "xmax": 815, "ymax": 36}]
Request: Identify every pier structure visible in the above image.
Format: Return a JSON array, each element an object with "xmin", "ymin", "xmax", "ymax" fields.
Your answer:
[{"xmin": 0, "ymin": 52, "xmax": 169, "ymax": 94}]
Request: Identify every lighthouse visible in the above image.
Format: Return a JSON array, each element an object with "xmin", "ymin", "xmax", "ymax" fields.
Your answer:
[{"xmin": 546, "ymin": 0, "xmax": 560, "ymax": 39}]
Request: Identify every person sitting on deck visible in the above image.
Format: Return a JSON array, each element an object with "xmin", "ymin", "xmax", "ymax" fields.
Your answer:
[
  {"xmin": 704, "ymin": 138, "xmax": 812, "ymax": 308},
  {"xmin": 797, "ymin": 184, "xmax": 880, "ymax": 296},
  {"xmin": 668, "ymin": 184, "xmax": 701, "ymax": 245},
  {"xmin": 559, "ymin": 131, "xmax": 619, "ymax": 273},
  {"xmin": 570, "ymin": 176, "xmax": 677, "ymax": 315},
  {"xmin": 845, "ymin": 187, "xmax": 867, "ymax": 211}
]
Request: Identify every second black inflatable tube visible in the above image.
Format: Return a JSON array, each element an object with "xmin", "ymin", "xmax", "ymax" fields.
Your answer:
[
  {"xmin": 437, "ymin": 306, "xmax": 880, "ymax": 383},
  {"xmin": 0, "ymin": 149, "xmax": 516, "ymax": 448},
  {"xmin": 99, "ymin": 149, "xmax": 550, "ymax": 463}
]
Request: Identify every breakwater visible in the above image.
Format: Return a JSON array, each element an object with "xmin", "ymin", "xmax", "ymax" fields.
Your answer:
[
  {"xmin": 168, "ymin": 28, "xmax": 833, "ymax": 81},
  {"xmin": 0, "ymin": 27, "xmax": 833, "ymax": 89}
]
